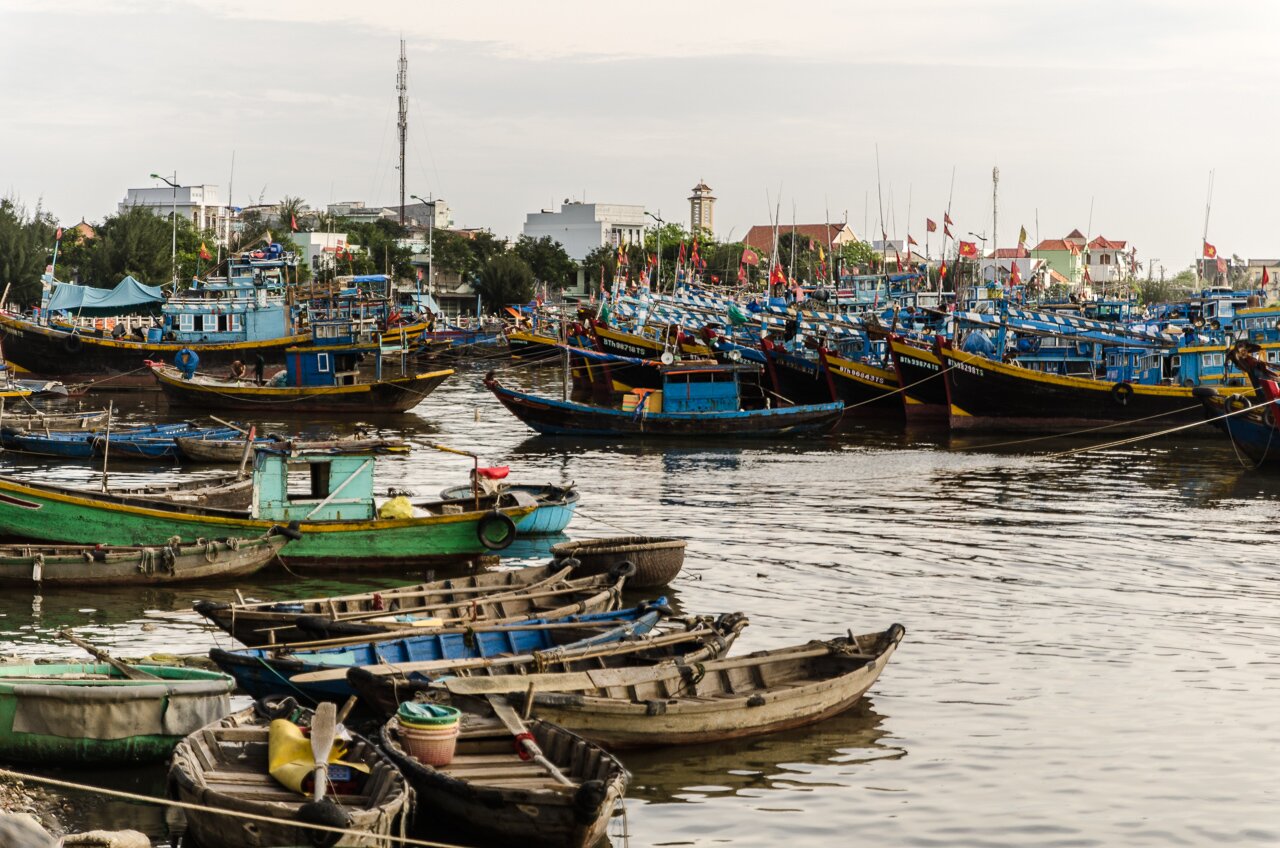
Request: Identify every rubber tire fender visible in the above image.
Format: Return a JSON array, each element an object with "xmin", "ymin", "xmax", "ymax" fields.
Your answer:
[
  {"xmin": 1111, "ymin": 381, "xmax": 1134, "ymax": 406},
  {"xmin": 64, "ymin": 332, "xmax": 83, "ymax": 354},
  {"xmin": 476, "ymin": 510, "xmax": 517, "ymax": 551}
]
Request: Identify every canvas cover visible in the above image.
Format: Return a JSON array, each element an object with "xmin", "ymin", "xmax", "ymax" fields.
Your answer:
[
  {"xmin": 46, "ymin": 276, "xmax": 164, "ymax": 316},
  {"xmin": 11, "ymin": 681, "xmax": 230, "ymax": 740}
]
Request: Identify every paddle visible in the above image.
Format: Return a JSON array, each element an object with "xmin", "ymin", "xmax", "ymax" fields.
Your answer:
[
  {"xmin": 297, "ymin": 700, "xmax": 350, "ymax": 845},
  {"xmin": 57, "ymin": 629, "xmax": 159, "ymax": 681},
  {"xmin": 487, "ymin": 695, "xmax": 573, "ymax": 786}
]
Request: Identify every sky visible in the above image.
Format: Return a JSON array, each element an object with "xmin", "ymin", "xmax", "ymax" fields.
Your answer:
[{"xmin": 3, "ymin": 0, "xmax": 1279, "ymax": 275}]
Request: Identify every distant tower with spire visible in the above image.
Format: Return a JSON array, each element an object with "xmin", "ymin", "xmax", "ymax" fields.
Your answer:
[{"xmin": 688, "ymin": 180, "xmax": 716, "ymax": 236}]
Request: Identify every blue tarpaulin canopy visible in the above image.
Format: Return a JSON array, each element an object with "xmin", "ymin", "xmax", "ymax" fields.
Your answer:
[{"xmin": 46, "ymin": 276, "xmax": 164, "ymax": 316}]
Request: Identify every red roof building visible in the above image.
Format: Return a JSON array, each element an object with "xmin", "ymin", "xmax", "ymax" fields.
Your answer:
[{"xmin": 741, "ymin": 223, "xmax": 858, "ymax": 253}]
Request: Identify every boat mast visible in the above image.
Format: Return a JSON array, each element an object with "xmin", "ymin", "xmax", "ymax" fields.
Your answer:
[
  {"xmin": 991, "ymin": 166, "xmax": 999, "ymax": 288},
  {"xmin": 397, "ymin": 38, "xmax": 408, "ymax": 228},
  {"xmin": 1199, "ymin": 169, "xmax": 1215, "ymax": 285}
]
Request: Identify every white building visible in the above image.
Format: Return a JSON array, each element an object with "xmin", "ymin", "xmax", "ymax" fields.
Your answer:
[
  {"xmin": 290, "ymin": 232, "xmax": 352, "ymax": 276},
  {"xmin": 522, "ymin": 201, "xmax": 646, "ymax": 262},
  {"xmin": 120, "ymin": 184, "xmax": 227, "ymax": 235}
]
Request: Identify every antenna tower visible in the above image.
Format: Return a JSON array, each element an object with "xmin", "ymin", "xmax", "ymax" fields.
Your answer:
[{"xmin": 397, "ymin": 39, "xmax": 408, "ymax": 227}]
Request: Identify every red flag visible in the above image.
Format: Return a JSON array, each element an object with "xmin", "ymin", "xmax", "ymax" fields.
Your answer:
[
  {"xmin": 198, "ymin": 242, "xmax": 212, "ymax": 261},
  {"xmin": 958, "ymin": 241, "xmax": 978, "ymax": 258},
  {"xmin": 1203, "ymin": 241, "xmax": 1217, "ymax": 259},
  {"xmin": 944, "ymin": 225, "xmax": 953, "ymax": 239},
  {"xmin": 678, "ymin": 243, "xmax": 687, "ymax": 262},
  {"xmin": 926, "ymin": 219, "xmax": 937, "ymax": 233},
  {"xmin": 769, "ymin": 264, "xmax": 787, "ymax": 285},
  {"xmin": 741, "ymin": 247, "xmax": 760, "ymax": 266},
  {"xmin": 1217, "ymin": 257, "xmax": 1227, "ymax": 275},
  {"xmin": 617, "ymin": 243, "xmax": 628, "ymax": 265},
  {"xmin": 648, "ymin": 253, "xmax": 658, "ymax": 267},
  {"xmin": 944, "ymin": 212, "xmax": 954, "ymax": 226},
  {"xmin": 738, "ymin": 264, "xmax": 748, "ymax": 284},
  {"xmin": 907, "ymin": 235, "xmax": 919, "ymax": 247},
  {"xmin": 939, "ymin": 260, "xmax": 948, "ymax": 280},
  {"xmin": 1264, "ymin": 267, "xmax": 1271, "ymax": 285},
  {"xmin": 1083, "ymin": 266, "xmax": 1092, "ymax": 284},
  {"xmin": 55, "ymin": 227, "xmax": 63, "ymax": 241},
  {"xmin": 1009, "ymin": 261, "xmax": 1022, "ymax": 287},
  {"xmin": 290, "ymin": 214, "xmax": 298, "ymax": 232}
]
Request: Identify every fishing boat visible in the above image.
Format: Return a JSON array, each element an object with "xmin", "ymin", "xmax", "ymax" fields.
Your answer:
[
  {"xmin": 175, "ymin": 432, "xmax": 409, "ymax": 464},
  {"xmin": 888, "ymin": 335, "xmax": 949, "ymax": 421},
  {"xmin": 0, "ymin": 250, "xmax": 310, "ymax": 389},
  {"xmin": 550, "ymin": 535, "xmax": 685, "ymax": 589},
  {"xmin": 291, "ymin": 569, "xmax": 625, "ymax": 640},
  {"xmin": 1194, "ymin": 343, "xmax": 1280, "ymax": 468},
  {"xmin": 100, "ymin": 472, "xmax": 255, "ymax": 510},
  {"xmin": 341, "ymin": 612, "xmax": 750, "ymax": 720},
  {"xmin": 439, "ymin": 481, "xmax": 579, "ymax": 536},
  {"xmin": 0, "ymin": 662, "xmax": 234, "ymax": 764},
  {"xmin": 434, "ymin": 624, "xmax": 905, "ymax": 748},
  {"xmin": 0, "ymin": 526, "xmax": 293, "ymax": 587},
  {"xmin": 169, "ymin": 699, "xmax": 409, "ymax": 848},
  {"xmin": 0, "ymin": 451, "xmax": 535, "ymax": 569},
  {"xmin": 150, "ymin": 342, "xmax": 453, "ymax": 414},
  {"xmin": 209, "ymin": 601, "xmax": 669, "ymax": 701},
  {"xmin": 0, "ymin": 409, "xmax": 108, "ymax": 430},
  {"xmin": 380, "ymin": 708, "xmax": 627, "ymax": 848},
  {"xmin": 0, "ymin": 421, "xmax": 233, "ymax": 460},
  {"xmin": 194, "ymin": 562, "xmax": 593, "ymax": 647},
  {"xmin": 485, "ymin": 362, "xmax": 843, "ymax": 438}
]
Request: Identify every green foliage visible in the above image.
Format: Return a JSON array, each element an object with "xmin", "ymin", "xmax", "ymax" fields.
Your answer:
[
  {"xmin": 79, "ymin": 205, "xmax": 211, "ymax": 287},
  {"xmin": 513, "ymin": 236, "xmax": 575, "ymax": 289},
  {"xmin": 1139, "ymin": 270, "xmax": 1195, "ymax": 305},
  {"xmin": 838, "ymin": 240, "xmax": 880, "ymax": 274},
  {"xmin": 582, "ymin": 244, "xmax": 619, "ymax": 291},
  {"xmin": 341, "ymin": 218, "xmax": 414, "ymax": 280},
  {"xmin": 0, "ymin": 199, "xmax": 57, "ymax": 306},
  {"xmin": 474, "ymin": 254, "xmax": 535, "ymax": 309},
  {"xmin": 431, "ymin": 230, "xmax": 480, "ymax": 279},
  {"xmin": 466, "ymin": 231, "xmax": 507, "ymax": 269}
]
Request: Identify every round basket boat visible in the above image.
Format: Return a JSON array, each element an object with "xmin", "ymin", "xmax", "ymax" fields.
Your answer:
[{"xmin": 551, "ymin": 536, "xmax": 686, "ymax": 589}]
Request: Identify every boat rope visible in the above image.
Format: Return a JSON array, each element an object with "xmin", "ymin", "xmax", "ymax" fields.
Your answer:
[
  {"xmin": 0, "ymin": 767, "xmax": 468, "ymax": 848},
  {"xmin": 571, "ymin": 505, "xmax": 643, "ymax": 536},
  {"xmin": 949, "ymin": 402, "xmax": 1206, "ymax": 452},
  {"xmin": 830, "ymin": 362, "xmax": 959, "ymax": 413},
  {"xmin": 1042, "ymin": 399, "xmax": 1265, "ymax": 459}
]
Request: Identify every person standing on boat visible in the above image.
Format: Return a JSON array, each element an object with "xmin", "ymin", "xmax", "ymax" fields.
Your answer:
[{"xmin": 254, "ymin": 353, "xmax": 265, "ymax": 386}]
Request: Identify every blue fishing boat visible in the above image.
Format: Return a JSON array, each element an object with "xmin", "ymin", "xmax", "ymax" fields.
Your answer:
[
  {"xmin": 209, "ymin": 601, "xmax": 668, "ymax": 701},
  {"xmin": 0, "ymin": 421, "xmax": 235, "ymax": 460},
  {"xmin": 438, "ymin": 482, "xmax": 579, "ymax": 535},
  {"xmin": 485, "ymin": 361, "xmax": 843, "ymax": 438}
]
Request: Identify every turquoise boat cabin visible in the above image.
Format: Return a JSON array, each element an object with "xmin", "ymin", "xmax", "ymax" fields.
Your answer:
[
  {"xmin": 629, "ymin": 362, "xmax": 771, "ymax": 413},
  {"xmin": 251, "ymin": 451, "xmax": 378, "ymax": 522},
  {"xmin": 158, "ymin": 246, "xmax": 298, "ymax": 344}
]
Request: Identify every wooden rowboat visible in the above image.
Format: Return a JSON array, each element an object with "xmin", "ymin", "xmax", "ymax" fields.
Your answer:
[
  {"xmin": 175, "ymin": 434, "xmax": 410, "ymax": 464},
  {"xmin": 380, "ymin": 710, "xmax": 627, "ymax": 848},
  {"xmin": 435, "ymin": 624, "xmax": 905, "ymax": 748},
  {"xmin": 0, "ymin": 526, "xmax": 293, "ymax": 587},
  {"xmin": 0, "ymin": 663, "xmax": 234, "ymax": 764},
  {"xmin": 341, "ymin": 612, "xmax": 751, "ymax": 720},
  {"xmin": 169, "ymin": 700, "xmax": 409, "ymax": 848},
  {"xmin": 0, "ymin": 409, "xmax": 108, "ymax": 431},
  {"xmin": 194, "ymin": 562, "xmax": 595, "ymax": 647}
]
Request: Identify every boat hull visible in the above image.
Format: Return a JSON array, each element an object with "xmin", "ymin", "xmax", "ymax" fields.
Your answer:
[
  {"xmin": 151, "ymin": 364, "xmax": 452, "ymax": 413},
  {"xmin": 487, "ymin": 378, "xmax": 843, "ymax": 438},
  {"xmin": 941, "ymin": 346, "xmax": 1247, "ymax": 433},
  {"xmin": 889, "ymin": 338, "xmax": 949, "ymax": 421},
  {"xmin": 1198, "ymin": 392, "xmax": 1280, "ymax": 467},
  {"xmin": 0, "ymin": 313, "xmax": 308, "ymax": 389},
  {"xmin": 438, "ymin": 483, "xmax": 579, "ymax": 535},
  {"xmin": 820, "ymin": 349, "xmax": 902, "ymax": 416}
]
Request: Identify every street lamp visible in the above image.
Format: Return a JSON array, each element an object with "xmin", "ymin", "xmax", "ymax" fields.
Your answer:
[
  {"xmin": 645, "ymin": 211, "xmax": 664, "ymax": 290},
  {"xmin": 410, "ymin": 193, "xmax": 434, "ymax": 310},
  {"xmin": 150, "ymin": 172, "xmax": 180, "ymax": 285}
]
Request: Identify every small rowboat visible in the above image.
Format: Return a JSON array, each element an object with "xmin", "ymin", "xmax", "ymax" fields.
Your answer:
[
  {"xmin": 175, "ymin": 434, "xmax": 410, "ymax": 464},
  {"xmin": 439, "ymin": 482, "xmax": 579, "ymax": 536},
  {"xmin": 381, "ymin": 709, "xmax": 626, "ymax": 848},
  {"xmin": 0, "ymin": 526, "xmax": 294, "ymax": 587},
  {"xmin": 210, "ymin": 601, "xmax": 670, "ymax": 702},
  {"xmin": 340, "ymin": 612, "xmax": 751, "ymax": 720},
  {"xmin": 291, "ymin": 569, "xmax": 625, "ymax": 640},
  {"xmin": 551, "ymin": 535, "xmax": 686, "ymax": 589},
  {"xmin": 194, "ymin": 562, "xmax": 602, "ymax": 647},
  {"xmin": 0, "ymin": 409, "xmax": 107, "ymax": 431},
  {"xmin": 434, "ymin": 624, "xmax": 905, "ymax": 748},
  {"xmin": 170, "ymin": 700, "xmax": 409, "ymax": 848},
  {"xmin": 0, "ymin": 663, "xmax": 234, "ymax": 764}
]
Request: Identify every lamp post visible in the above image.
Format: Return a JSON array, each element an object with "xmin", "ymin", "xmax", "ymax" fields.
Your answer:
[
  {"xmin": 410, "ymin": 193, "xmax": 434, "ymax": 312},
  {"xmin": 150, "ymin": 172, "xmax": 180, "ymax": 285},
  {"xmin": 645, "ymin": 211, "xmax": 664, "ymax": 291}
]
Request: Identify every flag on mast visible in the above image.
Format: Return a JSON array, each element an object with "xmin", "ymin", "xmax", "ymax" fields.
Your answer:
[
  {"xmin": 1202, "ymin": 241, "xmax": 1217, "ymax": 258},
  {"xmin": 926, "ymin": 219, "xmax": 937, "ymax": 233},
  {"xmin": 1018, "ymin": 225, "xmax": 1028, "ymax": 248}
]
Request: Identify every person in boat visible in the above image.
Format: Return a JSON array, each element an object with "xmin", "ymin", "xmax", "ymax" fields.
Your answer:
[
  {"xmin": 230, "ymin": 360, "xmax": 247, "ymax": 382},
  {"xmin": 1227, "ymin": 342, "xmax": 1275, "ymax": 400},
  {"xmin": 254, "ymin": 353, "xmax": 266, "ymax": 386},
  {"xmin": 111, "ymin": 322, "xmax": 127, "ymax": 339}
]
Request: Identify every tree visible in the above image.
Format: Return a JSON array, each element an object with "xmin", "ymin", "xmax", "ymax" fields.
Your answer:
[
  {"xmin": 276, "ymin": 196, "xmax": 307, "ymax": 237},
  {"xmin": 474, "ymin": 254, "xmax": 535, "ymax": 310},
  {"xmin": 0, "ymin": 199, "xmax": 57, "ymax": 306},
  {"xmin": 466, "ymin": 231, "xmax": 507, "ymax": 269},
  {"xmin": 581, "ymin": 244, "xmax": 619, "ymax": 292},
  {"xmin": 838, "ymin": 240, "xmax": 881, "ymax": 276},
  {"xmin": 343, "ymin": 218, "xmax": 414, "ymax": 280},
  {"xmin": 513, "ymin": 236, "xmax": 575, "ymax": 290},
  {"xmin": 431, "ymin": 230, "xmax": 480, "ymax": 279}
]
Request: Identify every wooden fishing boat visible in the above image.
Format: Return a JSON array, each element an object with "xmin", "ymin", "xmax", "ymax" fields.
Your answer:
[
  {"xmin": 819, "ymin": 347, "xmax": 903, "ymax": 416},
  {"xmin": 0, "ymin": 451, "xmax": 535, "ymax": 569},
  {"xmin": 380, "ymin": 709, "xmax": 627, "ymax": 848},
  {"xmin": 93, "ymin": 425, "xmax": 244, "ymax": 461},
  {"xmin": 485, "ymin": 364, "xmax": 843, "ymax": 438},
  {"xmin": 0, "ymin": 663, "xmax": 234, "ymax": 764},
  {"xmin": 940, "ymin": 343, "xmax": 1248, "ymax": 433},
  {"xmin": 101, "ymin": 472, "xmax": 254, "ymax": 510},
  {"xmin": 291, "ymin": 570, "xmax": 626, "ymax": 640},
  {"xmin": 435, "ymin": 624, "xmax": 905, "ymax": 748},
  {"xmin": 0, "ymin": 409, "xmax": 108, "ymax": 430},
  {"xmin": 439, "ymin": 482, "xmax": 579, "ymax": 535},
  {"xmin": 169, "ymin": 700, "xmax": 409, "ymax": 848},
  {"xmin": 195, "ymin": 562, "xmax": 587, "ymax": 646},
  {"xmin": 550, "ymin": 535, "xmax": 685, "ymax": 589},
  {"xmin": 150, "ymin": 343, "xmax": 453, "ymax": 413},
  {"xmin": 175, "ymin": 433, "xmax": 409, "ymax": 464},
  {"xmin": 505, "ymin": 326, "xmax": 562, "ymax": 359},
  {"xmin": 341, "ymin": 612, "xmax": 750, "ymax": 720},
  {"xmin": 0, "ymin": 526, "xmax": 293, "ymax": 587},
  {"xmin": 210, "ymin": 601, "xmax": 670, "ymax": 702},
  {"xmin": 1194, "ymin": 344, "xmax": 1280, "ymax": 467},
  {"xmin": 888, "ymin": 335, "xmax": 949, "ymax": 421},
  {"xmin": 0, "ymin": 421, "xmax": 216, "ymax": 460}
]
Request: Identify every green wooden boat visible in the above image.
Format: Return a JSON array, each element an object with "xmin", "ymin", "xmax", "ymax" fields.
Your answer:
[
  {"xmin": 0, "ymin": 662, "xmax": 233, "ymax": 764},
  {"xmin": 0, "ymin": 452, "xmax": 536, "ymax": 570}
]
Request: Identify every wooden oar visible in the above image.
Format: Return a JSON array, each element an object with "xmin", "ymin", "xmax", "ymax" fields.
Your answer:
[
  {"xmin": 487, "ymin": 695, "xmax": 573, "ymax": 787},
  {"xmin": 57, "ymin": 629, "xmax": 159, "ymax": 681}
]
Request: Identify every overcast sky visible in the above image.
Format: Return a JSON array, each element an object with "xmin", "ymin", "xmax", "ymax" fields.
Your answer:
[{"xmin": 3, "ymin": 0, "xmax": 1278, "ymax": 274}]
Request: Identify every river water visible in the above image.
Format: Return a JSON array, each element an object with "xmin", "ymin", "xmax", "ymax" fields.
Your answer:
[{"xmin": 1, "ymin": 361, "xmax": 1277, "ymax": 847}]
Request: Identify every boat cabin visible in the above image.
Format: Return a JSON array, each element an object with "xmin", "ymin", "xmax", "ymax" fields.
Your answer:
[
  {"xmin": 251, "ymin": 452, "xmax": 376, "ymax": 522},
  {"xmin": 648, "ymin": 362, "xmax": 766, "ymax": 413},
  {"xmin": 280, "ymin": 343, "xmax": 384, "ymax": 388},
  {"xmin": 160, "ymin": 247, "xmax": 296, "ymax": 345},
  {"xmin": 1103, "ymin": 346, "xmax": 1162, "ymax": 385}
]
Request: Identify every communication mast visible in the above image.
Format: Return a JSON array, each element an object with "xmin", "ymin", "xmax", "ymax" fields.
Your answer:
[{"xmin": 397, "ymin": 39, "xmax": 408, "ymax": 227}]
